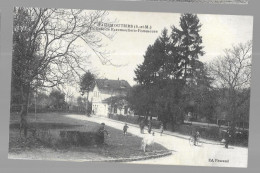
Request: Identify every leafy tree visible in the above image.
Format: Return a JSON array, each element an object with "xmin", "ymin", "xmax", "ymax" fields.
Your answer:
[
  {"xmin": 106, "ymin": 95, "xmax": 128, "ymax": 115},
  {"xmin": 133, "ymin": 14, "xmax": 205, "ymax": 130},
  {"xmin": 236, "ymin": 88, "xmax": 250, "ymax": 129},
  {"xmin": 80, "ymin": 72, "xmax": 95, "ymax": 97},
  {"xmin": 12, "ymin": 7, "xmax": 114, "ymax": 136},
  {"xmin": 77, "ymin": 96, "xmax": 88, "ymax": 113},
  {"xmin": 135, "ymin": 14, "xmax": 205, "ymax": 85},
  {"xmin": 181, "ymin": 61, "xmax": 215, "ymax": 122},
  {"xmin": 153, "ymin": 80, "xmax": 185, "ymax": 125},
  {"xmin": 79, "ymin": 71, "xmax": 95, "ymax": 115},
  {"xmin": 135, "ymin": 28, "xmax": 179, "ymax": 85},
  {"xmin": 12, "ymin": 8, "xmax": 43, "ymax": 136},
  {"xmin": 127, "ymin": 85, "xmax": 147, "ymax": 116},
  {"xmin": 171, "ymin": 13, "xmax": 204, "ymax": 79},
  {"xmin": 127, "ymin": 85, "xmax": 156, "ymax": 118},
  {"xmin": 49, "ymin": 90, "xmax": 66, "ymax": 109},
  {"xmin": 36, "ymin": 92, "xmax": 49, "ymax": 109}
]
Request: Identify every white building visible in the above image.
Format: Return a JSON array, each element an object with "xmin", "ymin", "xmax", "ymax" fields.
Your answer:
[{"xmin": 89, "ymin": 79, "xmax": 131, "ymax": 117}]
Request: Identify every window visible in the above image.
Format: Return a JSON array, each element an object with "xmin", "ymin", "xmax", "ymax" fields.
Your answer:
[{"xmin": 94, "ymin": 91, "xmax": 99, "ymax": 97}]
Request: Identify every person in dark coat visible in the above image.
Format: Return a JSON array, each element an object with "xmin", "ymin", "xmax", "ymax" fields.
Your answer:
[
  {"xmin": 225, "ymin": 129, "xmax": 232, "ymax": 148},
  {"xmin": 193, "ymin": 131, "xmax": 200, "ymax": 146},
  {"xmin": 148, "ymin": 120, "xmax": 152, "ymax": 134},
  {"xmin": 123, "ymin": 123, "xmax": 129, "ymax": 136},
  {"xmin": 96, "ymin": 123, "xmax": 109, "ymax": 144},
  {"xmin": 139, "ymin": 120, "xmax": 145, "ymax": 134}
]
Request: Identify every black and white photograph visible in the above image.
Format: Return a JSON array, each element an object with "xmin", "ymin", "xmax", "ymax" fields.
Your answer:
[{"xmin": 8, "ymin": 7, "xmax": 253, "ymax": 167}]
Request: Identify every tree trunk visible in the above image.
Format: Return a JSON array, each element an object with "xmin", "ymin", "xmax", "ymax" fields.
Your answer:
[
  {"xmin": 86, "ymin": 92, "xmax": 89, "ymax": 116},
  {"xmin": 19, "ymin": 84, "xmax": 30, "ymax": 138},
  {"xmin": 230, "ymin": 89, "xmax": 237, "ymax": 129}
]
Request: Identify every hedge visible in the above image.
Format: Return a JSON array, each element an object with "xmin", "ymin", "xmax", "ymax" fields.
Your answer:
[
  {"xmin": 175, "ymin": 124, "xmax": 248, "ymax": 146},
  {"xmin": 108, "ymin": 114, "xmax": 162, "ymax": 129}
]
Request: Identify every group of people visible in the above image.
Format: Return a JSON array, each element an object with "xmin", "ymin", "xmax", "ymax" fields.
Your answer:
[
  {"xmin": 97, "ymin": 120, "xmax": 165, "ymax": 145},
  {"xmin": 97, "ymin": 121, "xmax": 232, "ymax": 149},
  {"xmin": 191, "ymin": 128, "xmax": 232, "ymax": 148},
  {"xmin": 139, "ymin": 120, "xmax": 164, "ymax": 136},
  {"xmin": 96, "ymin": 122, "xmax": 130, "ymax": 145}
]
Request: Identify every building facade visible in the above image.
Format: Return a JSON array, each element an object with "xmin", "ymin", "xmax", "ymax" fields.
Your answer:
[{"xmin": 89, "ymin": 79, "xmax": 131, "ymax": 117}]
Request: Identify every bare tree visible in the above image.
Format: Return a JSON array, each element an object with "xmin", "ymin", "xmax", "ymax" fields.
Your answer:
[
  {"xmin": 208, "ymin": 41, "xmax": 252, "ymax": 128},
  {"xmin": 209, "ymin": 41, "xmax": 252, "ymax": 90},
  {"xmin": 12, "ymin": 7, "xmax": 115, "ymax": 137}
]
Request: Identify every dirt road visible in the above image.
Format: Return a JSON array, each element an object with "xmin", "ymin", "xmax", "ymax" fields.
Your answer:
[{"xmin": 66, "ymin": 114, "xmax": 248, "ymax": 167}]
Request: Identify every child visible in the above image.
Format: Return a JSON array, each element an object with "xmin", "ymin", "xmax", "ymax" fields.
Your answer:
[
  {"xmin": 160, "ymin": 123, "xmax": 164, "ymax": 136},
  {"xmin": 123, "ymin": 123, "xmax": 129, "ymax": 136},
  {"xmin": 193, "ymin": 131, "xmax": 200, "ymax": 146},
  {"xmin": 225, "ymin": 129, "xmax": 232, "ymax": 148},
  {"xmin": 148, "ymin": 120, "xmax": 152, "ymax": 134},
  {"xmin": 97, "ymin": 123, "xmax": 109, "ymax": 144}
]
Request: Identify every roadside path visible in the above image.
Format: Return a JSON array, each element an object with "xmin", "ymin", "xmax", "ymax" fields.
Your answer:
[{"xmin": 66, "ymin": 114, "xmax": 248, "ymax": 167}]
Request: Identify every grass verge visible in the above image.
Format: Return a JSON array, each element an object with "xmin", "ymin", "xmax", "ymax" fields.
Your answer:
[{"xmin": 9, "ymin": 112, "xmax": 169, "ymax": 161}]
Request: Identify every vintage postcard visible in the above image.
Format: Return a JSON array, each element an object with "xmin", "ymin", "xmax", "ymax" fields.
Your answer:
[{"xmin": 9, "ymin": 7, "xmax": 253, "ymax": 168}]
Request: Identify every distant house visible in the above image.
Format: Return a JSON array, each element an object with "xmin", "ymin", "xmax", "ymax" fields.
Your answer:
[{"xmin": 89, "ymin": 79, "xmax": 131, "ymax": 117}]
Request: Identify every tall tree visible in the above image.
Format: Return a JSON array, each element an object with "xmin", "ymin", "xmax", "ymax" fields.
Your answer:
[
  {"xmin": 133, "ymin": 14, "xmax": 205, "ymax": 128},
  {"xmin": 12, "ymin": 7, "xmax": 115, "ymax": 137},
  {"xmin": 181, "ymin": 60, "xmax": 215, "ymax": 122},
  {"xmin": 79, "ymin": 71, "xmax": 95, "ymax": 115},
  {"xmin": 171, "ymin": 13, "xmax": 204, "ymax": 79},
  {"xmin": 135, "ymin": 28, "xmax": 180, "ymax": 85},
  {"xmin": 134, "ymin": 29, "xmax": 176, "ymax": 121}
]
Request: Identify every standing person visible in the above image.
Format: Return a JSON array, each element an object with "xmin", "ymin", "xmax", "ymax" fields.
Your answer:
[
  {"xmin": 225, "ymin": 129, "xmax": 232, "ymax": 148},
  {"xmin": 148, "ymin": 120, "xmax": 152, "ymax": 134},
  {"xmin": 123, "ymin": 123, "xmax": 129, "ymax": 136},
  {"xmin": 139, "ymin": 120, "xmax": 145, "ymax": 134},
  {"xmin": 193, "ymin": 131, "xmax": 200, "ymax": 146},
  {"xmin": 96, "ymin": 123, "xmax": 109, "ymax": 145},
  {"xmin": 160, "ymin": 123, "xmax": 164, "ymax": 136}
]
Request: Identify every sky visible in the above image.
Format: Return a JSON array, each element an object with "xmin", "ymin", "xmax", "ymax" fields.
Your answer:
[{"xmin": 82, "ymin": 10, "xmax": 253, "ymax": 87}]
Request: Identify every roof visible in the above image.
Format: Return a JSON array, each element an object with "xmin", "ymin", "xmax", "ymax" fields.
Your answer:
[
  {"xmin": 93, "ymin": 79, "xmax": 131, "ymax": 94},
  {"xmin": 102, "ymin": 95, "xmax": 126, "ymax": 103}
]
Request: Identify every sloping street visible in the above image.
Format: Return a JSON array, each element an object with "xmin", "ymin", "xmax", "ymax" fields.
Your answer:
[{"xmin": 66, "ymin": 114, "xmax": 248, "ymax": 167}]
